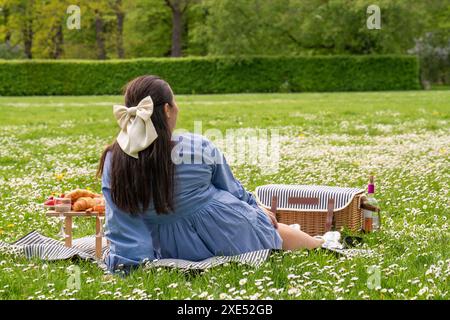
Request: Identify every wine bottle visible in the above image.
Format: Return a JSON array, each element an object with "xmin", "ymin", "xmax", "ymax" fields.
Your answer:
[{"xmin": 364, "ymin": 175, "xmax": 380, "ymax": 232}]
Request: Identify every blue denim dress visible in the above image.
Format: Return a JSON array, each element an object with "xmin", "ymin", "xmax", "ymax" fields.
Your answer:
[{"xmin": 102, "ymin": 133, "xmax": 282, "ymax": 272}]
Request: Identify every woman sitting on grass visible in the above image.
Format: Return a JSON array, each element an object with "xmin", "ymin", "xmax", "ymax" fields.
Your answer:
[{"xmin": 98, "ymin": 75, "xmax": 336, "ymax": 273}]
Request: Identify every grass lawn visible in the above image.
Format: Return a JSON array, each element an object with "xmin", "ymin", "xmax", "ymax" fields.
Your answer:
[{"xmin": 0, "ymin": 91, "xmax": 449, "ymax": 300}]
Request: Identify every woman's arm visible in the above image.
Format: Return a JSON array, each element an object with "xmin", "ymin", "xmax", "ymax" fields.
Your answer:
[
  {"xmin": 205, "ymin": 138, "xmax": 278, "ymax": 228},
  {"xmin": 103, "ymin": 188, "xmax": 156, "ymax": 273},
  {"xmin": 204, "ymin": 138, "xmax": 269, "ymax": 210},
  {"xmin": 101, "ymin": 153, "xmax": 156, "ymax": 274},
  {"xmin": 207, "ymin": 142, "xmax": 258, "ymax": 207}
]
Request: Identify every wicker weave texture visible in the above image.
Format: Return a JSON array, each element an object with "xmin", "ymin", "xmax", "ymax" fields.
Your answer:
[{"xmin": 275, "ymin": 194, "xmax": 364, "ymax": 236}]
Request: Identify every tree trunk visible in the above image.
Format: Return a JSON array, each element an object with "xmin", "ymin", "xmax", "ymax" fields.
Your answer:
[
  {"xmin": 23, "ymin": 24, "xmax": 33, "ymax": 59},
  {"xmin": 115, "ymin": 0, "xmax": 125, "ymax": 58},
  {"xmin": 52, "ymin": 23, "xmax": 64, "ymax": 59},
  {"xmin": 95, "ymin": 10, "xmax": 107, "ymax": 60},
  {"xmin": 165, "ymin": 0, "xmax": 189, "ymax": 57},
  {"xmin": 170, "ymin": 7, "xmax": 183, "ymax": 57},
  {"xmin": 2, "ymin": 8, "xmax": 11, "ymax": 48},
  {"xmin": 5, "ymin": 30, "xmax": 11, "ymax": 48},
  {"xmin": 165, "ymin": 0, "xmax": 185, "ymax": 57}
]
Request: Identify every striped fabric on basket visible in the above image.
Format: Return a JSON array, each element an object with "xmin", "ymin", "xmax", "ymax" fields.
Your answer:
[{"xmin": 255, "ymin": 185, "xmax": 365, "ymax": 211}]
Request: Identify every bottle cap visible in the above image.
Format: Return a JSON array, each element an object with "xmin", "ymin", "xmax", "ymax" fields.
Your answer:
[{"xmin": 368, "ymin": 175, "xmax": 375, "ymax": 194}]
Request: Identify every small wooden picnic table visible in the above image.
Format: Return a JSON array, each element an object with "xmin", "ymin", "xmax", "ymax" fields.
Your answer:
[{"xmin": 46, "ymin": 210, "xmax": 105, "ymax": 259}]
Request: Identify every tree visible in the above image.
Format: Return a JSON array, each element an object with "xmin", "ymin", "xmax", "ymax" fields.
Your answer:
[
  {"xmin": 80, "ymin": 0, "xmax": 113, "ymax": 60},
  {"xmin": 111, "ymin": 0, "xmax": 125, "ymax": 58},
  {"xmin": 123, "ymin": 0, "xmax": 172, "ymax": 57},
  {"xmin": 0, "ymin": 0, "xmax": 446, "ymax": 68},
  {"xmin": 87, "ymin": 0, "xmax": 127, "ymax": 59},
  {"xmin": 164, "ymin": 0, "xmax": 193, "ymax": 57},
  {"xmin": 5, "ymin": 0, "xmax": 37, "ymax": 58},
  {"xmin": 33, "ymin": 0, "xmax": 67, "ymax": 59},
  {"xmin": 94, "ymin": 9, "xmax": 106, "ymax": 59},
  {"xmin": 0, "ymin": 0, "xmax": 25, "ymax": 58},
  {"xmin": 192, "ymin": 0, "xmax": 431, "ymax": 56},
  {"xmin": 63, "ymin": 0, "xmax": 118, "ymax": 59},
  {"xmin": 0, "ymin": 0, "xmax": 12, "ymax": 46},
  {"xmin": 409, "ymin": 0, "xmax": 450, "ymax": 86}
]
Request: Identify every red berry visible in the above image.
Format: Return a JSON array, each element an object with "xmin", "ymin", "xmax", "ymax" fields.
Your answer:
[{"xmin": 44, "ymin": 199, "xmax": 55, "ymax": 206}]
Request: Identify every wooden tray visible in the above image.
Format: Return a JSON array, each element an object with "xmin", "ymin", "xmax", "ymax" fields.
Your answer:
[
  {"xmin": 46, "ymin": 210, "xmax": 105, "ymax": 217},
  {"xmin": 46, "ymin": 210, "xmax": 105, "ymax": 259}
]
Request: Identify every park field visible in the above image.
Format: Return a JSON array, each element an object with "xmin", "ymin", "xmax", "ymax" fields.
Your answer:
[{"xmin": 0, "ymin": 91, "xmax": 449, "ymax": 300}]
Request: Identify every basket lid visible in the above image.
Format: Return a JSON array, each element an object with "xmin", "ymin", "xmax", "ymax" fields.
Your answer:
[{"xmin": 255, "ymin": 184, "xmax": 364, "ymax": 212}]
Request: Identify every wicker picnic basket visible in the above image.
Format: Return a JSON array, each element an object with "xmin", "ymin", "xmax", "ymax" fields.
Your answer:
[{"xmin": 255, "ymin": 185, "xmax": 377, "ymax": 236}]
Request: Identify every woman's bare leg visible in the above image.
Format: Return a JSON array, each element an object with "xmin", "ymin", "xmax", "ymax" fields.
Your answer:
[{"xmin": 276, "ymin": 223, "xmax": 324, "ymax": 250}]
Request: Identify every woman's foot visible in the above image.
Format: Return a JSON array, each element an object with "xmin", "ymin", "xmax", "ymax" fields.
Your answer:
[
  {"xmin": 314, "ymin": 231, "xmax": 343, "ymax": 250},
  {"xmin": 277, "ymin": 223, "xmax": 324, "ymax": 250}
]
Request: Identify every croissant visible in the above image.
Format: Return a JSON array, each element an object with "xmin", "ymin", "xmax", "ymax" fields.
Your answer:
[
  {"xmin": 93, "ymin": 197, "xmax": 105, "ymax": 206},
  {"xmin": 86, "ymin": 205, "xmax": 105, "ymax": 214},
  {"xmin": 72, "ymin": 197, "xmax": 96, "ymax": 211},
  {"xmin": 65, "ymin": 189, "xmax": 97, "ymax": 203}
]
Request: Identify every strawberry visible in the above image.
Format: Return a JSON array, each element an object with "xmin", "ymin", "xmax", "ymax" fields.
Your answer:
[{"xmin": 44, "ymin": 199, "xmax": 55, "ymax": 206}]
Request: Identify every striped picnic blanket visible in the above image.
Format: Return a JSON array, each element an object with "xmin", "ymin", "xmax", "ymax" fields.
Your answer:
[
  {"xmin": 0, "ymin": 231, "xmax": 374, "ymax": 274},
  {"xmin": 0, "ymin": 231, "xmax": 273, "ymax": 273}
]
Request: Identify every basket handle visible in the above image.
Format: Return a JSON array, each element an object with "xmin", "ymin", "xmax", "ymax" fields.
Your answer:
[
  {"xmin": 288, "ymin": 197, "xmax": 320, "ymax": 205},
  {"xmin": 270, "ymin": 196, "xmax": 336, "ymax": 233},
  {"xmin": 270, "ymin": 196, "xmax": 278, "ymax": 219},
  {"xmin": 360, "ymin": 197, "xmax": 381, "ymax": 212},
  {"xmin": 274, "ymin": 197, "xmax": 321, "ymax": 220},
  {"xmin": 325, "ymin": 198, "xmax": 335, "ymax": 232},
  {"xmin": 291, "ymin": 197, "xmax": 335, "ymax": 232},
  {"xmin": 360, "ymin": 196, "xmax": 382, "ymax": 227}
]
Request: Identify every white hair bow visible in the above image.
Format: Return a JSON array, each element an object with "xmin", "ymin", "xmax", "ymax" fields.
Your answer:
[{"xmin": 113, "ymin": 96, "xmax": 158, "ymax": 159}]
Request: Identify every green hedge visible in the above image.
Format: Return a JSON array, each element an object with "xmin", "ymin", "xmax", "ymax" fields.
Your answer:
[{"xmin": 0, "ymin": 55, "xmax": 420, "ymax": 95}]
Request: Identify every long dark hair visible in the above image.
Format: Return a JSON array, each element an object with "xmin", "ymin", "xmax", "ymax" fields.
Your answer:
[{"xmin": 97, "ymin": 75, "xmax": 175, "ymax": 215}]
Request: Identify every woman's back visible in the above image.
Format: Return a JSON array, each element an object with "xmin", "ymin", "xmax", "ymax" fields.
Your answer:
[
  {"xmin": 102, "ymin": 132, "xmax": 283, "ymax": 272},
  {"xmin": 99, "ymin": 75, "xmax": 326, "ymax": 274}
]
